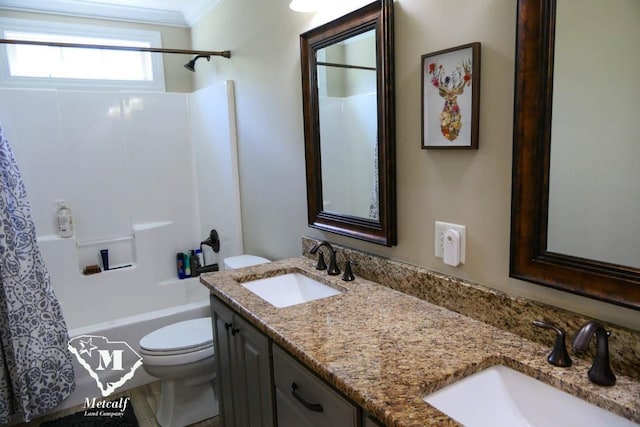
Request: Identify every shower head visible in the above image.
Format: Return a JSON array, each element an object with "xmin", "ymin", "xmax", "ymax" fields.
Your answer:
[{"xmin": 184, "ymin": 54, "xmax": 211, "ymax": 72}]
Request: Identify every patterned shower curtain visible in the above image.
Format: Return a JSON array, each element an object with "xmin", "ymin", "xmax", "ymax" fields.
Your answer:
[{"xmin": 0, "ymin": 122, "xmax": 75, "ymax": 423}]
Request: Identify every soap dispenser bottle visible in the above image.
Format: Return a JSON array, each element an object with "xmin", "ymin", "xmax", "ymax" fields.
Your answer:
[{"xmin": 56, "ymin": 200, "xmax": 74, "ymax": 238}]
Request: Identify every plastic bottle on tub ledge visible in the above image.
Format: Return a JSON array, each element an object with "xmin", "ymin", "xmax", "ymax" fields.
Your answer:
[
  {"xmin": 190, "ymin": 249, "xmax": 200, "ymax": 277},
  {"xmin": 184, "ymin": 252, "xmax": 191, "ymax": 277},
  {"xmin": 177, "ymin": 253, "xmax": 186, "ymax": 279},
  {"xmin": 55, "ymin": 199, "xmax": 74, "ymax": 238},
  {"xmin": 195, "ymin": 248, "xmax": 203, "ymax": 268}
]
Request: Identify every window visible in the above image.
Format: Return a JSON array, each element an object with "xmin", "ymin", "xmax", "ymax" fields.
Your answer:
[{"xmin": 0, "ymin": 18, "xmax": 165, "ymax": 91}]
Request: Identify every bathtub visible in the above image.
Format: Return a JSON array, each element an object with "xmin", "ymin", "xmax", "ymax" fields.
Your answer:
[{"xmin": 57, "ymin": 299, "xmax": 211, "ymax": 412}]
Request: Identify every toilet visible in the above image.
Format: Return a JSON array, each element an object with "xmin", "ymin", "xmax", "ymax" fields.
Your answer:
[
  {"xmin": 139, "ymin": 317, "xmax": 216, "ymax": 427},
  {"xmin": 138, "ymin": 254, "xmax": 270, "ymax": 427}
]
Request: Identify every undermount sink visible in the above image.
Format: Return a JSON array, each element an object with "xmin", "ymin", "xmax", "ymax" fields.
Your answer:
[
  {"xmin": 424, "ymin": 365, "xmax": 638, "ymax": 427},
  {"xmin": 241, "ymin": 273, "xmax": 342, "ymax": 308}
]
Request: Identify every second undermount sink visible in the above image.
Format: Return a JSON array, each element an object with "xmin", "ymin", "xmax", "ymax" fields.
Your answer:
[
  {"xmin": 241, "ymin": 273, "xmax": 342, "ymax": 308},
  {"xmin": 424, "ymin": 365, "xmax": 638, "ymax": 427}
]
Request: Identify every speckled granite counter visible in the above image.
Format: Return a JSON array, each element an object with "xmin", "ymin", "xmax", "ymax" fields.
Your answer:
[{"xmin": 200, "ymin": 257, "xmax": 640, "ymax": 427}]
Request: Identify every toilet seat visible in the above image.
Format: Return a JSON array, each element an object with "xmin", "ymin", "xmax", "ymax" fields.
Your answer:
[
  {"xmin": 139, "ymin": 317, "xmax": 214, "ymax": 366},
  {"xmin": 140, "ymin": 342, "xmax": 212, "ymax": 357},
  {"xmin": 141, "ymin": 345, "xmax": 214, "ymax": 367}
]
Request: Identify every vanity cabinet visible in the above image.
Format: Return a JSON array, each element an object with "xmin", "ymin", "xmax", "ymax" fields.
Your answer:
[
  {"xmin": 363, "ymin": 413, "xmax": 384, "ymax": 427},
  {"xmin": 273, "ymin": 344, "xmax": 359, "ymax": 427},
  {"xmin": 210, "ymin": 295, "xmax": 274, "ymax": 427},
  {"xmin": 210, "ymin": 294, "xmax": 385, "ymax": 427}
]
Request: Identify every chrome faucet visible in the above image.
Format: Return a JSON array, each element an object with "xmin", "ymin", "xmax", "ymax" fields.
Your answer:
[
  {"xmin": 572, "ymin": 320, "xmax": 616, "ymax": 386},
  {"xmin": 308, "ymin": 240, "xmax": 340, "ymax": 276}
]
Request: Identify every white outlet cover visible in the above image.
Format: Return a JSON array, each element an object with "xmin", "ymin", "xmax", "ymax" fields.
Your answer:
[{"xmin": 435, "ymin": 221, "xmax": 466, "ymax": 263}]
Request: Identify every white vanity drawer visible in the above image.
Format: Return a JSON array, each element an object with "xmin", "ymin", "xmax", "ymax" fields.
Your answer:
[{"xmin": 273, "ymin": 345, "xmax": 359, "ymax": 427}]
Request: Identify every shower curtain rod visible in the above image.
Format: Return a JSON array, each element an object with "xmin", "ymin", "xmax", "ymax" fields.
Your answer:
[{"xmin": 0, "ymin": 38, "xmax": 231, "ymax": 58}]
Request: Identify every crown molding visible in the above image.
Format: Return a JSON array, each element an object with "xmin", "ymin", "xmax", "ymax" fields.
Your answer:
[
  {"xmin": 183, "ymin": 0, "xmax": 221, "ymax": 26},
  {"xmin": 0, "ymin": 0, "xmax": 218, "ymax": 27}
]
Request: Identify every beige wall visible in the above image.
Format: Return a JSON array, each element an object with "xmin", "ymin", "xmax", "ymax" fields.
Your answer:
[
  {"xmin": 192, "ymin": 0, "xmax": 640, "ymax": 332},
  {"xmin": 0, "ymin": 10, "xmax": 193, "ymax": 92}
]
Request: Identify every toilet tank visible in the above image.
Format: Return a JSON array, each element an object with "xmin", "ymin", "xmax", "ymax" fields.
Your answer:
[{"xmin": 223, "ymin": 255, "xmax": 270, "ymax": 270}]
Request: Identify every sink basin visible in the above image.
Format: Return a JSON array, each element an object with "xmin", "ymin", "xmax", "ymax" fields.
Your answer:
[
  {"xmin": 241, "ymin": 273, "xmax": 342, "ymax": 308},
  {"xmin": 424, "ymin": 365, "xmax": 638, "ymax": 427}
]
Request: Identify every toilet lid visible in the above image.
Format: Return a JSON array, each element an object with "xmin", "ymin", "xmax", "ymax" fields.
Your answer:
[{"xmin": 140, "ymin": 317, "xmax": 213, "ymax": 352}]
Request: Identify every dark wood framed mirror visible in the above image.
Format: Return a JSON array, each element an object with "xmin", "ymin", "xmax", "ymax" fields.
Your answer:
[
  {"xmin": 510, "ymin": 0, "xmax": 640, "ymax": 309},
  {"xmin": 300, "ymin": 0, "xmax": 396, "ymax": 246}
]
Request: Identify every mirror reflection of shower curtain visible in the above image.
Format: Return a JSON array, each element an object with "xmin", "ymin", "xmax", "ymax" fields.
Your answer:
[
  {"xmin": 369, "ymin": 144, "xmax": 379, "ymax": 221},
  {"xmin": 0, "ymin": 121, "xmax": 75, "ymax": 423}
]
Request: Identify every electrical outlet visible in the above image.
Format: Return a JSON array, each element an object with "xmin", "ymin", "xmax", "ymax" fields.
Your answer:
[{"xmin": 435, "ymin": 221, "xmax": 466, "ymax": 263}]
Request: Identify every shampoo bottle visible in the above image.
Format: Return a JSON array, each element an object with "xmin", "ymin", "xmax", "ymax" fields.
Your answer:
[
  {"xmin": 184, "ymin": 252, "xmax": 191, "ymax": 277},
  {"xmin": 177, "ymin": 253, "xmax": 186, "ymax": 279},
  {"xmin": 190, "ymin": 250, "xmax": 200, "ymax": 277},
  {"xmin": 56, "ymin": 200, "xmax": 74, "ymax": 238}
]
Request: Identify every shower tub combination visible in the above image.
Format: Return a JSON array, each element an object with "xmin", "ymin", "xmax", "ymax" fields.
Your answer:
[{"xmin": 1, "ymin": 82, "xmax": 243, "ymax": 416}]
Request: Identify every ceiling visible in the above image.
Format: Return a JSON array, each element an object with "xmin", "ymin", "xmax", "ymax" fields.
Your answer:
[{"xmin": 0, "ymin": 0, "xmax": 221, "ymax": 27}]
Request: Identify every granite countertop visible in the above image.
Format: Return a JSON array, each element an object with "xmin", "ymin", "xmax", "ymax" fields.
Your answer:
[{"xmin": 199, "ymin": 257, "xmax": 640, "ymax": 427}]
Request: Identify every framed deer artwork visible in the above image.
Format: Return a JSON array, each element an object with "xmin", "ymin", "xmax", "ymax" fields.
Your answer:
[{"xmin": 421, "ymin": 42, "xmax": 480, "ymax": 149}]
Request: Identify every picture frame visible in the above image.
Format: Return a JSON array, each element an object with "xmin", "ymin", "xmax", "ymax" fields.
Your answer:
[{"xmin": 421, "ymin": 42, "xmax": 480, "ymax": 149}]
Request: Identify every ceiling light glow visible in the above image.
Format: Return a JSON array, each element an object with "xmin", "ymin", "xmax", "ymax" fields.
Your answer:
[{"xmin": 289, "ymin": 0, "xmax": 323, "ymax": 13}]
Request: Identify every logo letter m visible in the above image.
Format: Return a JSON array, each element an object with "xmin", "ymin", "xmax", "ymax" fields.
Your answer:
[{"xmin": 96, "ymin": 349, "xmax": 124, "ymax": 371}]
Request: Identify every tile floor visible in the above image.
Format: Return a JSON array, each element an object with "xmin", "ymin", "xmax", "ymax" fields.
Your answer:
[{"xmin": 15, "ymin": 381, "xmax": 220, "ymax": 427}]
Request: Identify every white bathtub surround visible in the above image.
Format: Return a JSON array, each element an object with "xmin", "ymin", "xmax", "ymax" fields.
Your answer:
[
  {"xmin": 0, "ymin": 82, "xmax": 245, "ymax": 422},
  {"xmin": 191, "ymin": 81, "xmax": 245, "ymax": 264},
  {"xmin": 0, "ymin": 81, "xmax": 244, "ymax": 330}
]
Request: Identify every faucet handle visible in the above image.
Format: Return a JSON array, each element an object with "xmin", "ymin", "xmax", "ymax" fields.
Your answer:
[
  {"xmin": 315, "ymin": 252, "xmax": 328, "ymax": 270},
  {"xmin": 326, "ymin": 255, "xmax": 341, "ymax": 276},
  {"xmin": 342, "ymin": 260, "xmax": 357, "ymax": 281},
  {"xmin": 533, "ymin": 320, "xmax": 572, "ymax": 367}
]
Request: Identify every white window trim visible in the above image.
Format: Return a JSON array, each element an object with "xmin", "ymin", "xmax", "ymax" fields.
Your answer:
[{"xmin": 0, "ymin": 17, "xmax": 166, "ymax": 91}]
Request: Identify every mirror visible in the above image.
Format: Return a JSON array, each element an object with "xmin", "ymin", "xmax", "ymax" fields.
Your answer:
[
  {"xmin": 510, "ymin": 0, "xmax": 640, "ymax": 309},
  {"xmin": 300, "ymin": 0, "xmax": 396, "ymax": 246}
]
